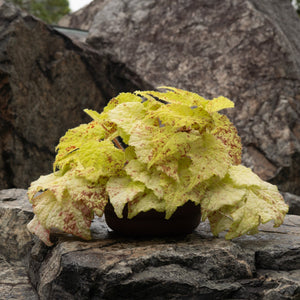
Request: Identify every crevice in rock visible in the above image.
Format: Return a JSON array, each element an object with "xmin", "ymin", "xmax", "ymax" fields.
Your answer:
[{"xmin": 2, "ymin": 150, "xmax": 14, "ymax": 188}]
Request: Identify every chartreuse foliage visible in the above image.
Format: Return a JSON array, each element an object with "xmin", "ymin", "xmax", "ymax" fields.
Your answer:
[{"xmin": 27, "ymin": 87, "xmax": 288, "ymax": 246}]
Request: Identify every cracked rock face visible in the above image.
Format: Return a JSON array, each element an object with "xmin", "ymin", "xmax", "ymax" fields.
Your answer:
[
  {"xmin": 87, "ymin": 0, "xmax": 300, "ymax": 195},
  {"xmin": 0, "ymin": 2, "xmax": 149, "ymax": 189},
  {"xmin": 0, "ymin": 189, "xmax": 33, "ymax": 262},
  {"xmin": 28, "ymin": 214, "xmax": 300, "ymax": 300},
  {"xmin": 0, "ymin": 189, "xmax": 38, "ymax": 299},
  {"xmin": 1, "ymin": 189, "xmax": 300, "ymax": 299}
]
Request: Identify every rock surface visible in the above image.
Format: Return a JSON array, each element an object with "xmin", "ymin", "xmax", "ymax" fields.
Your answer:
[
  {"xmin": 0, "ymin": 255, "xmax": 38, "ymax": 300},
  {"xmin": 0, "ymin": 189, "xmax": 33, "ymax": 261},
  {"xmin": 87, "ymin": 0, "xmax": 300, "ymax": 195},
  {"xmin": 282, "ymin": 192, "xmax": 300, "ymax": 216},
  {"xmin": 0, "ymin": 189, "xmax": 38, "ymax": 299},
  {"xmin": 1, "ymin": 189, "xmax": 299, "ymax": 300},
  {"xmin": 25, "ymin": 215, "xmax": 300, "ymax": 300},
  {"xmin": 58, "ymin": 0, "xmax": 108, "ymax": 30},
  {"xmin": 0, "ymin": 2, "xmax": 149, "ymax": 189}
]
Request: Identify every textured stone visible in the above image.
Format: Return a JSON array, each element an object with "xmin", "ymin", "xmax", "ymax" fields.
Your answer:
[
  {"xmin": 87, "ymin": 0, "xmax": 300, "ymax": 195},
  {"xmin": 28, "ymin": 214, "xmax": 300, "ymax": 300},
  {"xmin": 283, "ymin": 192, "xmax": 300, "ymax": 216},
  {"xmin": 58, "ymin": 0, "xmax": 108, "ymax": 31},
  {"xmin": 0, "ymin": 255, "xmax": 38, "ymax": 300},
  {"xmin": 0, "ymin": 189, "xmax": 37, "ymax": 299},
  {"xmin": 0, "ymin": 2, "xmax": 149, "ymax": 189},
  {"xmin": 1, "ymin": 188, "xmax": 300, "ymax": 299},
  {"xmin": 0, "ymin": 189, "xmax": 33, "ymax": 261}
]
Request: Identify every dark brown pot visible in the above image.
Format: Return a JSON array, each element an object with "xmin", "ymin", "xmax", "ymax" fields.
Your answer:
[{"xmin": 104, "ymin": 200, "xmax": 201, "ymax": 236}]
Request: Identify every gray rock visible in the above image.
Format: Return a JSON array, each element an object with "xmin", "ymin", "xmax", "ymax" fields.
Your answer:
[
  {"xmin": 87, "ymin": 0, "xmax": 300, "ymax": 195},
  {"xmin": 28, "ymin": 214, "xmax": 300, "ymax": 299},
  {"xmin": 0, "ymin": 189, "xmax": 38, "ymax": 299},
  {"xmin": 283, "ymin": 192, "xmax": 300, "ymax": 216},
  {"xmin": 0, "ymin": 254, "xmax": 38, "ymax": 300},
  {"xmin": 0, "ymin": 2, "xmax": 149, "ymax": 189},
  {"xmin": 58, "ymin": 0, "xmax": 108, "ymax": 31},
  {"xmin": 1, "ymin": 188, "xmax": 300, "ymax": 299},
  {"xmin": 0, "ymin": 189, "xmax": 33, "ymax": 262}
]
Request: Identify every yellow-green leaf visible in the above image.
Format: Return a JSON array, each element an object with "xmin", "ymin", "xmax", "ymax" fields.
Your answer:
[
  {"xmin": 106, "ymin": 176, "xmax": 145, "ymax": 218},
  {"xmin": 205, "ymin": 96, "xmax": 234, "ymax": 113}
]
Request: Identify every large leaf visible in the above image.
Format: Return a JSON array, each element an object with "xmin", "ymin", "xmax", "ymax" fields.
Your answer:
[
  {"xmin": 202, "ymin": 165, "xmax": 289, "ymax": 239},
  {"xmin": 127, "ymin": 121, "xmax": 172, "ymax": 166},
  {"xmin": 56, "ymin": 128, "xmax": 125, "ymax": 182},
  {"xmin": 54, "ymin": 121, "xmax": 107, "ymax": 173},
  {"xmin": 163, "ymin": 180, "xmax": 206, "ymax": 219},
  {"xmin": 27, "ymin": 171, "xmax": 108, "ymax": 245},
  {"xmin": 28, "ymin": 171, "xmax": 109, "ymax": 215},
  {"xmin": 187, "ymin": 133, "xmax": 232, "ymax": 190},
  {"xmin": 73, "ymin": 140, "xmax": 125, "ymax": 181},
  {"xmin": 107, "ymin": 102, "xmax": 148, "ymax": 144},
  {"xmin": 147, "ymin": 103, "xmax": 214, "ymax": 133}
]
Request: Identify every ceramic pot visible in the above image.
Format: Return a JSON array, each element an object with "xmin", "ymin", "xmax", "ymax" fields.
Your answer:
[{"xmin": 104, "ymin": 200, "xmax": 201, "ymax": 236}]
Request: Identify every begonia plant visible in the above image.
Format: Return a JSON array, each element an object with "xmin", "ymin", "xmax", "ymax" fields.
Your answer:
[{"xmin": 27, "ymin": 87, "xmax": 289, "ymax": 246}]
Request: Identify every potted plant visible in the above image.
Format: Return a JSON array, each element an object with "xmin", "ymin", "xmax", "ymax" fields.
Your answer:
[{"xmin": 27, "ymin": 87, "xmax": 289, "ymax": 246}]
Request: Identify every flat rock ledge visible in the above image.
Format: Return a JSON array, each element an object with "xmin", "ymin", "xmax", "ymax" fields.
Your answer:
[{"xmin": 1, "ymin": 189, "xmax": 300, "ymax": 299}]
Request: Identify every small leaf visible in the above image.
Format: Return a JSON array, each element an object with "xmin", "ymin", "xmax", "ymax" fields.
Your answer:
[{"xmin": 205, "ymin": 96, "xmax": 234, "ymax": 113}]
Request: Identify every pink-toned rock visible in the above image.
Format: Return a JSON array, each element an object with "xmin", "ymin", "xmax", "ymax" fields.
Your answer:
[{"xmin": 86, "ymin": 0, "xmax": 300, "ymax": 195}]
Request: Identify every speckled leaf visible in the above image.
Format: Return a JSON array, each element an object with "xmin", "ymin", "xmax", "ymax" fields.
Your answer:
[
  {"xmin": 202, "ymin": 165, "xmax": 289, "ymax": 239},
  {"xmin": 163, "ymin": 181, "xmax": 206, "ymax": 219},
  {"xmin": 73, "ymin": 139, "xmax": 125, "ymax": 181},
  {"xmin": 27, "ymin": 171, "xmax": 109, "ymax": 243},
  {"xmin": 106, "ymin": 176, "xmax": 145, "ymax": 218},
  {"xmin": 228, "ymin": 165, "xmax": 266, "ymax": 187},
  {"xmin": 127, "ymin": 191, "xmax": 165, "ymax": 219},
  {"xmin": 125, "ymin": 159, "xmax": 167, "ymax": 199},
  {"xmin": 54, "ymin": 121, "xmax": 107, "ymax": 173},
  {"xmin": 148, "ymin": 103, "xmax": 214, "ymax": 132},
  {"xmin": 211, "ymin": 114, "xmax": 242, "ymax": 165},
  {"xmin": 27, "ymin": 216, "xmax": 52, "ymax": 246},
  {"xmin": 187, "ymin": 133, "xmax": 231, "ymax": 190},
  {"xmin": 107, "ymin": 102, "xmax": 148, "ymax": 143}
]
